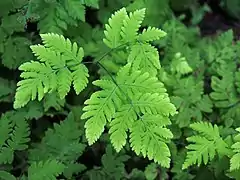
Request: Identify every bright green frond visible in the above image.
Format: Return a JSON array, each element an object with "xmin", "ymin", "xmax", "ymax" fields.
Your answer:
[
  {"xmin": 130, "ymin": 115, "xmax": 173, "ymax": 168},
  {"xmin": 117, "ymin": 68, "xmax": 167, "ymax": 96},
  {"xmin": 103, "ymin": 8, "xmax": 128, "ymax": 48},
  {"xmin": 81, "ymin": 80, "xmax": 121, "ymax": 145},
  {"xmin": 14, "ymin": 62, "xmax": 55, "ymax": 109},
  {"xmin": 71, "ymin": 64, "xmax": 89, "ymax": 94},
  {"xmin": 121, "ymin": 8, "xmax": 146, "ymax": 42},
  {"xmin": 230, "ymin": 153, "xmax": 240, "ymax": 171},
  {"xmin": 183, "ymin": 136, "xmax": 216, "ymax": 169},
  {"xmin": 138, "ymin": 27, "xmax": 167, "ymax": 42},
  {"xmin": 109, "ymin": 105, "xmax": 136, "ymax": 152},
  {"xmin": 57, "ymin": 68, "xmax": 72, "ymax": 99},
  {"xmin": 190, "ymin": 122, "xmax": 220, "ymax": 141},
  {"xmin": 230, "ymin": 127, "xmax": 240, "ymax": 171},
  {"xmin": 40, "ymin": 33, "xmax": 85, "ymax": 65},
  {"xmin": 82, "ymin": 63, "xmax": 176, "ymax": 150},
  {"xmin": 128, "ymin": 43, "xmax": 161, "ymax": 76},
  {"xmin": 14, "ymin": 33, "xmax": 89, "ymax": 108},
  {"xmin": 132, "ymin": 93, "xmax": 176, "ymax": 116},
  {"xmin": 183, "ymin": 122, "xmax": 230, "ymax": 169},
  {"xmin": 30, "ymin": 45, "xmax": 65, "ymax": 69}
]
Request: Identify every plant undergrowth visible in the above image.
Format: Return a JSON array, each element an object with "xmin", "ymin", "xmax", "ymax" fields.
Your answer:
[{"xmin": 1, "ymin": 0, "xmax": 240, "ymax": 179}]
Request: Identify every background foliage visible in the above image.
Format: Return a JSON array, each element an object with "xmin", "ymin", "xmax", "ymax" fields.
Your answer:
[{"xmin": 1, "ymin": 0, "xmax": 240, "ymax": 179}]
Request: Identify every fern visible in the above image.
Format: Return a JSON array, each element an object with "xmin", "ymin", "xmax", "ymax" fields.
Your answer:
[
  {"xmin": 29, "ymin": 112, "xmax": 86, "ymax": 178},
  {"xmin": 170, "ymin": 52, "xmax": 193, "ymax": 75},
  {"xmin": 230, "ymin": 127, "xmax": 240, "ymax": 171},
  {"xmin": 126, "ymin": 0, "xmax": 172, "ymax": 27},
  {"xmin": 103, "ymin": 8, "xmax": 127, "ymax": 48},
  {"xmin": 29, "ymin": 112, "xmax": 86, "ymax": 163},
  {"xmin": 2, "ymin": 37, "xmax": 33, "ymax": 69},
  {"xmin": 183, "ymin": 122, "xmax": 230, "ymax": 169},
  {"xmin": 121, "ymin": 8, "xmax": 145, "ymax": 42},
  {"xmin": 25, "ymin": 0, "xmax": 99, "ymax": 33},
  {"xmin": 85, "ymin": 145, "xmax": 129, "ymax": 180},
  {"xmin": 103, "ymin": 7, "xmax": 166, "ymax": 76},
  {"xmin": 14, "ymin": 33, "xmax": 89, "ymax": 108},
  {"xmin": 130, "ymin": 114, "xmax": 173, "ymax": 167},
  {"xmin": 0, "ymin": 111, "xmax": 30, "ymax": 164},
  {"xmin": 0, "ymin": 170, "xmax": 16, "ymax": 180},
  {"xmin": 82, "ymin": 63, "xmax": 176, "ymax": 167},
  {"xmin": 210, "ymin": 62, "xmax": 238, "ymax": 108},
  {"xmin": 28, "ymin": 159, "xmax": 65, "ymax": 180}
]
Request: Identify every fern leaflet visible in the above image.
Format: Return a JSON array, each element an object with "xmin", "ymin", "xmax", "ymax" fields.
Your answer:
[
  {"xmin": 183, "ymin": 122, "xmax": 230, "ymax": 169},
  {"xmin": 14, "ymin": 33, "xmax": 89, "ymax": 108}
]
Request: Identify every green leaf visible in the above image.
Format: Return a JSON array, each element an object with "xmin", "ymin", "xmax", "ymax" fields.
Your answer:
[
  {"xmin": 121, "ymin": 8, "xmax": 146, "ymax": 42},
  {"xmin": 0, "ymin": 171, "xmax": 16, "ymax": 180},
  {"xmin": 103, "ymin": 8, "xmax": 128, "ymax": 48},
  {"xmin": 28, "ymin": 159, "xmax": 65, "ymax": 180},
  {"xmin": 138, "ymin": 26, "xmax": 166, "ymax": 42}
]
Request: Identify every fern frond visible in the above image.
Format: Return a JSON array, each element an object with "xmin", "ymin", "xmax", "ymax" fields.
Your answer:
[
  {"xmin": 101, "ymin": 145, "xmax": 130, "ymax": 178},
  {"xmin": 128, "ymin": 43, "xmax": 161, "ymax": 75},
  {"xmin": 28, "ymin": 159, "xmax": 65, "ymax": 180},
  {"xmin": 210, "ymin": 64, "xmax": 238, "ymax": 108},
  {"xmin": 230, "ymin": 144, "xmax": 240, "ymax": 171},
  {"xmin": 230, "ymin": 128, "xmax": 240, "ymax": 171},
  {"xmin": 121, "ymin": 8, "xmax": 146, "ymax": 42},
  {"xmin": 130, "ymin": 114, "xmax": 173, "ymax": 168},
  {"xmin": 86, "ymin": 145, "xmax": 129, "ymax": 179},
  {"xmin": 0, "ymin": 111, "xmax": 30, "ymax": 164},
  {"xmin": 30, "ymin": 45, "xmax": 65, "ymax": 69},
  {"xmin": 2, "ymin": 36, "xmax": 33, "ymax": 70},
  {"xmin": 29, "ymin": 112, "xmax": 85, "ymax": 163},
  {"xmin": 63, "ymin": 0, "xmax": 85, "ymax": 21},
  {"xmin": 14, "ymin": 33, "xmax": 89, "ymax": 108},
  {"xmin": 7, "ymin": 117, "xmax": 30, "ymax": 151},
  {"xmin": 132, "ymin": 93, "xmax": 176, "ymax": 116},
  {"xmin": 102, "ymin": 8, "xmax": 166, "ymax": 76},
  {"xmin": 170, "ymin": 53, "xmax": 193, "ymax": 75},
  {"xmin": 109, "ymin": 105, "xmax": 136, "ymax": 152},
  {"xmin": 14, "ymin": 61, "xmax": 57, "ymax": 109},
  {"xmin": 103, "ymin": 8, "xmax": 128, "ymax": 48},
  {"xmin": 82, "ymin": 63, "xmax": 176, "ymax": 147},
  {"xmin": 71, "ymin": 64, "xmax": 89, "ymax": 94},
  {"xmin": 57, "ymin": 68, "xmax": 72, "ymax": 99},
  {"xmin": 117, "ymin": 65, "xmax": 167, "ymax": 96},
  {"xmin": 81, "ymin": 79, "xmax": 121, "ymax": 145},
  {"xmin": 40, "ymin": 33, "xmax": 85, "ymax": 65},
  {"xmin": 138, "ymin": 27, "xmax": 167, "ymax": 42},
  {"xmin": 190, "ymin": 122, "xmax": 220, "ymax": 141},
  {"xmin": 183, "ymin": 136, "xmax": 216, "ymax": 169},
  {"xmin": 0, "ymin": 170, "xmax": 16, "ymax": 180},
  {"xmin": 183, "ymin": 122, "xmax": 230, "ymax": 169}
]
